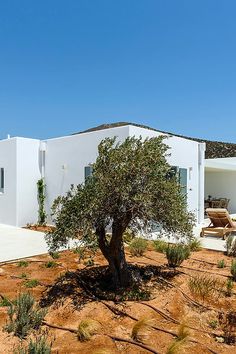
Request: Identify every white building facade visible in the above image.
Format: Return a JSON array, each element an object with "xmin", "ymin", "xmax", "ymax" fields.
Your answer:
[{"xmin": 0, "ymin": 124, "xmax": 206, "ymax": 227}]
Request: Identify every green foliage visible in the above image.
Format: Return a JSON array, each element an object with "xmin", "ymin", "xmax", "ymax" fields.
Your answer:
[
  {"xmin": 25, "ymin": 279, "xmax": 39, "ymax": 288},
  {"xmin": 0, "ymin": 296, "xmax": 12, "ymax": 307},
  {"xmin": 165, "ymin": 244, "xmax": 190, "ymax": 268},
  {"xmin": 231, "ymin": 260, "xmax": 236, "ymax": 281},
  {"xmin": 49, "ymin": 251, "xmax": 60, "ymax": 259},
  {"xmin": 153, "ymin": 239, "xmax": 168, "ymax": 253},
  {"xmin": 219, "ymin": 311, "xmax": 236, "ymax": 344},
  {"xmin": 77, "ymin": 319, "xmax": 100, "ymax": 341},
  {"xmin": 14, "ymin": 336, "xmax": 52, "ymax": 354},
  {"xmin": 225, "ymin": 235, "xmax": 236, "ymax": 257},
  {"xmin": 17, "ymin": 261, "xmax": 29, "ymax": 268},
  {"xmin": 19, "ymin": 273, "xmax": 28, "ymax": 279},
  {"xmin": 217, "ymin": 259, "xmax": 225, "ymax": 268},
  {"xmin": 209, "ymin": 320, "xmax": 218, "ymax": 329},
  {"xmin": 37, "ymin": 178, "xmax": 47, "ymax": 225},
  {"xmin": 44, "ymin": 261, "xmax": 57, "ymax": 268},
  {"xmin": 5, "ymin": 293, "xmax": 47, "ymax": 339},
  {"xmin": 226, "ymin": 278, "xmax": 234, "ymax": 297},
  {"xmin": 129, "ymin": 238, "xmax": 148, "ymax": 257},
  {"xmin": 187, "ymin": 238, "xmax": 202, "ymax": 251},
  {"xmin": 123, "ymin": 229, "xmax": 136, "ymax": 244},
  {"xmin": 188, "ymin": 274, "xmax": 222, "ymax": 303},
  {"xmin": 46, "ymin": 136, "xmax": 194, "ymax": 287}
]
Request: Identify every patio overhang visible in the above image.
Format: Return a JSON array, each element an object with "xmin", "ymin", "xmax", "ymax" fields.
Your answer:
[{"xmin": 205, "ymin": 157, "xmax": 236, "ymax": 172}]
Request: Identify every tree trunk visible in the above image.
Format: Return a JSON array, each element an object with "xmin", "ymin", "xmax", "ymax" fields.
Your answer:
[{"xmin": 96, "ymin": 221, "xmax": 131, "ymax": 288}]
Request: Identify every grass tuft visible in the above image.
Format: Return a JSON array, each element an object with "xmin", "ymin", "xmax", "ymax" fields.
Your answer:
[
  {"xmin": 131, "ymin": 317, "xmax": 153, "ymax": 342},
  {"xmin": 77, "ymin": 319, "xmax": 100, "ymax": 341}
]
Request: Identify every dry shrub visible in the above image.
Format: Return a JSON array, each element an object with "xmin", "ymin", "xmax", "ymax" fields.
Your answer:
[
  {"xmin": 219, "ymin": 311, "xmax": 236, "ymax": 344},
  {"xmin": 131, "ymin": 317, "xmax": 153, "ymax": 342},
  {"xmin": 77, "ymin": 319, "xmax": 100, "ymax": 341},
  {"xmin": 188, "ymin": 274, "xmax": 223, "ymax": 303}
]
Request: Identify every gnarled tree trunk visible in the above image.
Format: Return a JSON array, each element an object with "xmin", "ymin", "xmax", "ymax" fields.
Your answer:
[{"xmin": 96, "ymin": 218, "xmax": 131, "ymax": 288}]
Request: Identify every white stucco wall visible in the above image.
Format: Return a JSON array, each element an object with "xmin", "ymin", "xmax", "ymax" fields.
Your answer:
[
  {"xmin": 0, "ymin": 138, "xmax": 17, "ymax": 225},
  {"xmin": 16, "ymin": 138, "xmax": 41, "ymax": 226},
  {"xmin": 44, "ymin": 126, "xmax": 130, "ymax": 222},
  {"xmin": 205, "ymin": 170, "xmax": 236, "ymax": 214}
]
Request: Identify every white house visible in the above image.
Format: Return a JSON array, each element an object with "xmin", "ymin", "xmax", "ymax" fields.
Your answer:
[{"xmin": 0, "ymin": 122, "xmax": 208, "ymax": 227}]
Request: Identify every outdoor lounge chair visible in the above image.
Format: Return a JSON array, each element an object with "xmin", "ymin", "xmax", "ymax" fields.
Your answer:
[{"xmin": 200, "ymin": 208, "xmax": 236, "ymax": 239}]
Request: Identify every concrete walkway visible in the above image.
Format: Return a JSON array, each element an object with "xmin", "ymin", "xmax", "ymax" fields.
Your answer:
[{"xmin": 0, "ymin": 224, "xmax": 48, "ymax": 262}]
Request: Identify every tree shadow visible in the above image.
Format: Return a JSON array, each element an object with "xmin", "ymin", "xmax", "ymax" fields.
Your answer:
[{"xmin": 40, "ymin": 264, "xmax": 179, "ymax": 309}]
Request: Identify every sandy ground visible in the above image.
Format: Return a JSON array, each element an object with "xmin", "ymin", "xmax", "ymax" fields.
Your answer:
[{"xmin": 0, "ymin": 246, "xmax": 235, "ymax": 353}]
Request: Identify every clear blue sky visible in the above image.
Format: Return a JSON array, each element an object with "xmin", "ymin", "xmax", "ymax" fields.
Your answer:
[{"xmin": 0, "ymin": 0, "xmax": 236, "ymax": 142}]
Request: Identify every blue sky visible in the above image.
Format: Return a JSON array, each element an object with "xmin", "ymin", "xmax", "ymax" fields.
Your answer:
[{"xmin": 0, "ymin": 0, "xmax": 236, "ymax": 141}]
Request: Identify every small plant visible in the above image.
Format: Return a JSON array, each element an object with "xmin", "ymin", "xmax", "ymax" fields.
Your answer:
[
  {"xmin": 166, "ymin": 323, "xmax": 190, "ymax": 354},
  {"xmin": 225, "ymin": 235, "xmax": 236, "ymax": 257},
  {"xmin": 77, "ymin": 319, "xmax": 100, "ymax": 341},
  {"xmin": 187, "ymin": 238, "xmax": 202, "ymax": 251},
  {"xmin": 25, "ymin": 279, "xmax": 39, "ymax": 288},
  {"xmin": 14, "ymin": 335, "xmax": 52, "ymax": 354},
  {"xmin": 231, "ymin": 260, "xmax": 236, "ymax": 281},
  {"xmin": 226, "ymin": 278, "xmax": 234, "ymax": 297},
  {"xmin": 19, "ymin": 273, "xmax": 28, "ymax": 279},
  {"xmin": 217, "ymin": 259, "xmax": 225, "ymax": 268},
  {"xmin": 129, "ymin": 238, "xmax": 148, "ymax": 257},
  {"xmin": 165, "ymin": 244, "xmax": 190, "ymax": 268},
  {"xmin": 5, "ymin": 293, "xmax": 47, "ymax": 339},
  {"xmin": 73, "ymin": 246, "xmax": 86, "ymax": 262},
  {"xmin": 153, "ymin": 239, "xmax": 168, "ymax": 253},
  {"xmin": 37, "ymin": 178, "xmax": 47, "ymax": 225},
  {"xmin": 0, "ymin": 296, "xmax": 12, "ymax": 307},
  {"xmin": 209, "ymin": 320, "xmax": 218, "ymax": 329},
  {"xmin": 131, "ymin": 317, "xmax": 153, "ymax": 342},
  {"xmin": 188, "ymin": 274, "xmax": 220, "ymax": 303},
  {"xmin": 44, "ymin": 261, "xmax": 57, "ymax": 268},
  {"xmin": 49, "ymin": 251, "xmax": 60, "ymax": 259},
  {"xmin": 84, "ymin": 257, "xmax": 94, "ymax": 267},
  {"xmin": 17, "ymin": 261, "xmax": 29, "ymax": 268}
]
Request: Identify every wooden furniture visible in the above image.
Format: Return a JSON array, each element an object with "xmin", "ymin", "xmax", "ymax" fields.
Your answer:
[
  {"xmin": 201, "ymin": 208, "xmax": 236, "ymax": 239},
  {"xmin": 204, "ymin": 198, "xmax": 230, "ymax": 215}
]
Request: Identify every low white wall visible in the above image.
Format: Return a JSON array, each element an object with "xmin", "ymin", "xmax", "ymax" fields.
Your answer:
[
  {"xmin": 205, "ymin": 170, "xmax": 236, "ymax": 214},
  {"xmin": 16, "ymin": 138, "xmax": 41, "ymax": 226},
  {"xmin": 0, "ymin": 138, "xmax": 17, "ymax": 225},
  {"xmin": 44, "ymin": 126, "xmax": 130, "ymax": 222}
]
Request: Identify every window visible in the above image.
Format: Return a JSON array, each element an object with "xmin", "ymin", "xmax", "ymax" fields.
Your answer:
[
  {"xmin": 167, "ymin": 166, "xmax": 188, "ymax": 196},
  {"xmin": 84, "ymin": 165, "xmax": 93, "ymax": 181},
  {"xmin": 0, "ymin": 168, "xmax": 4, "ymax": 193}
]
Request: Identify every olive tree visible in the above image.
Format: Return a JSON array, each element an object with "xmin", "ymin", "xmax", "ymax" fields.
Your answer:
[{"xmin": 46, "ymin": 136, "xmax": 194, "ymax": 288}]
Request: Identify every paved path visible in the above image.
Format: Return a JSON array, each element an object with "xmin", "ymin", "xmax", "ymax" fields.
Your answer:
[{"xmin": 0, "ymin": 224, "xmax": 48, "ymax": 262}]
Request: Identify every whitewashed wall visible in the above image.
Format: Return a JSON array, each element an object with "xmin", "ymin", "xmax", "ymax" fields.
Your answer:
[
  {"xmin": 0, "ymin": 138, "xmax": 18, "ymax": 225},
  {"xmin": 205, "ymin": 170, "xmax": 236, "ymax": 214},
  {"xmin": 16, "ymin": 138, "xmax": 41, "ymax": 226},
  {"xmin": 44, "ymin": 126, "xmax": 130, "ymax": 222}
]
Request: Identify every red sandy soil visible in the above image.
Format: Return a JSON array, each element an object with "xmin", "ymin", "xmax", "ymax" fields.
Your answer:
[
  {"xmin": 23, "ymin": 224, "xmax": 56, "ymax": 233},
  {"xmin": 0, "ymin": 245, "xmax": 235, "ymax": 353}
]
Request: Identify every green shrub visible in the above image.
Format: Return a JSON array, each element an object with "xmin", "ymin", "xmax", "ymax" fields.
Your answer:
[
  {"xmin": 44, "ymin": 261, "xmax": 57, "ymax": 268},
  {"xmin": 225, "ymin": 235, "xmax": 236, "ymax": 257},
  {"xmin": 153, "ymin": 239, "xmax": 168, "ymax": 253},
  {"xmin": 129, "ymin": 238, "xmax": 148, "ymax": 257},
  {"xmin": 231, "ymin": 260, "xmax": 236, "ymax": 281},
  {"xmin": 209, "ymin": 320, "xmax": 218, "ymax": 329},
  {"xmin": 25, "ymin": 279, "xmax": 39, "ymax": 288},
  {"xmin": 217, "ymin": 260, "xmax": 225, "ymax": 268},
  {"xmin": 49, "ymin": 251, "xmax": 60, "ymax": 259},
  {"xmin": 123, "ymin": 229, "xmax": 135, "ymax": 244},
  {"xmin": 14, "ymin": 336, "xmax": 52, "ymax": 354},
  {"xmin": 187, "ymin": 238, "xmax": 202, "ymax": 251},
  {"xmin": 226, "ymin": 278, "xmax": 234, "ymax": 297},
  {"xmin": 17, "ymin": 261, "xmax": 29, "ymax": 268},
  {"xmin": 5, "ymin": 293, "xmax": 47, "ymax": 339},
  {"xmin": 0, "ymin": 296, "xmax": 12, "ymax": 307},
  {"xmin": 165, "ymin": 244, "xmax": 190, "ymax": 268},
  {"xmin": 73, "ymin": 246, "xmax": 86, "ymax": 262}
]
